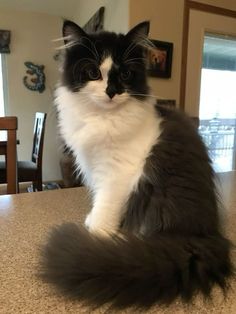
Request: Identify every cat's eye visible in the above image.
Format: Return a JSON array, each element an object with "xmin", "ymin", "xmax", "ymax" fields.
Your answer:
[
  {"xmin": 120, "ymin": 70, "xmax": 131, "ymax": 81},
  {"xmin": 87, "ymin": 68, "xmax": 101, "ymax": 80}
]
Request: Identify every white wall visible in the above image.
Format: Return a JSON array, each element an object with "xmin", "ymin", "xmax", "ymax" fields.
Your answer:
[
  {"xmin": 0, "ymin": 8, "xmax": 62, "ymax": 181},
  {"xmin": 0, "ymin": 0, "xmax": 78, "ymax": 18},
  {"xmin": 73, "ymin": 0, "xmax": 129, "ymax": 33},
  {"xmin": 1, "ymin": 1, "xmax": 233, "ymax": 182}
]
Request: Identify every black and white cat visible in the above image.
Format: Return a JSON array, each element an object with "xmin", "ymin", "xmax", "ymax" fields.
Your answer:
[{"xmin": 41, "ymin": 21, "xmax": 233, "ymax": 310}]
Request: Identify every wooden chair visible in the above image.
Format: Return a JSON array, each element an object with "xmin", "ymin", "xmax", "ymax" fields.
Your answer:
[
  {"xmin": 0, "ymin": 116, "xmax": 18, "ymax": 194},
  {"xmin": 17, "ymin": 112, "xmax": 47, "ymax": 191}
]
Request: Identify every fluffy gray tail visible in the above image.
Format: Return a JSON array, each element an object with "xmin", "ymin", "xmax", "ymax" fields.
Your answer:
[{"xmin": 40, "ymin": 223, "xmax": 233, "ymax": 310}]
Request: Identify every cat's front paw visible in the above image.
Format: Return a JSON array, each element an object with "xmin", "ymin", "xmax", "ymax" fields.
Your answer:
[{"xmin": 84, "ymin": 214, "xmax": 113, "ymax": 237}]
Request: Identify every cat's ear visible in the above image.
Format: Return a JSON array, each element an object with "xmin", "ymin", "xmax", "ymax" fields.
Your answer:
[
  {"xmin": 63, "ymin": 20, "xmax": 88, "ymax": 45},
  {"xmin": 126, "ymin": 21, "xmax": 150, "ymax": 42}
]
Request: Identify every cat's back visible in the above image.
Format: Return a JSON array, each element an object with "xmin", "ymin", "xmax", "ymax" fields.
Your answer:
[{"xmin": 153, "ymin": 105, "xmax": 208, "ymax": 164}]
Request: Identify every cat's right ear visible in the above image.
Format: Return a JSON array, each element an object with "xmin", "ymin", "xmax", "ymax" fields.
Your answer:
[
  {"xmin": 126, "ymin": 21, "xmax": 150, "ymax": 43},
  {"xmin": 63, "ymin": 20, "xmax": 88, "ymax": 45}
]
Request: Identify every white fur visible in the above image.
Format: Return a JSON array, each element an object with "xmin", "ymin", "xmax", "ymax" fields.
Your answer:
[{"xmin": 55, "ymin": 56, "xmax": 162, "ymax": 234}]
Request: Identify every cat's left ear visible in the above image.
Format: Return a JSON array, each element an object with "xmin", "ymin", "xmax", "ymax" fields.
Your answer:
[
  {"xmin": 126, "ymin": 21, "xmax": 150, "ymax": 42},
  {"xmin": 63, "ymin": 20, "xmax": 88, "ymax": 45}
]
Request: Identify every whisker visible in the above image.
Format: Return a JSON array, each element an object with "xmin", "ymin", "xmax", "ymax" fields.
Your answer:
[
  {"xmin": 72, "ymin": 90, "xmax": 105, "ymax": 98},
  {"xmin": 139, "ymin": 36, "xmax": 156, "ymax": 49},
  {"xmin": 123, "ymin": 41, "xmax": 140, "ymax": 60},
  {"xmin": 76, "ymin": 42, "xmax": 99, "ymax": 62},
  {"xmin": 124, "ymin": 61, "xmax": 145, "ymax": 66},
  {"xmin": 123, "ymin": 36, "xmax": 155, "ymax": 61},
  {"xmin": 55, "ymin": 37, "xmax": 99, "ymax": 63},
  {"xmin": 56, "ymin": 41, "xmax": 77, "ymax": 50},
  {"xmin": 124, "ymin": 57, "xmax": 146, "ymax": 62},
  {"xmin": 81, "ymin": 37, "xmax": 100, "ymax": 61},
  {"xmin": 72, "ymin": 89, "xmax": 164, "ymax": 101},
  {"xmin": 128, "ymin": 92, "xmax": 165, "ymax": 99},
  {"xmin": 52, "ymin": 36, "xmax": 71, "ymax": 42},
  {"xmin": 123, "ymin": 41, "xmax": 146, "ymax": 61},
  {"xmin": 124, "ymin": 57, "xmax": 147, "ymax": 66},
  {"xmin": 75, "ymin": 58, "xmax": 98, "ymax": 65}
]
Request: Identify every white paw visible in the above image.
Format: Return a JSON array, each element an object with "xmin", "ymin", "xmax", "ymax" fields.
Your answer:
[
  {"xmin": 85, "ymin": 212, "xmax": 92, "ymax": 229},
  {"xmin": 84, "ymin": 214, "xmax": 112, "ymax": 236}
]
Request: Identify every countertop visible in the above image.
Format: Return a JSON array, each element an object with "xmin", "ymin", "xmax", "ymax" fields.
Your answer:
[{"xmin": 0, "ymin": 172, "xmax": 235, "ymax": 313}]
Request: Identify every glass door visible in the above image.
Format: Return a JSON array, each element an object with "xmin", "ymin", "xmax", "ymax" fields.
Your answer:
[
  {"xmin": 184, "ymin": 9, "xmax": 236, "ymax": 172},
  {"xmin": 198, "ymin": 33, "xmax": 236, "ymax": 172}
]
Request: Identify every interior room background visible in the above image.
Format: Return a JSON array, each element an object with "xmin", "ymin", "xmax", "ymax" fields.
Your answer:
[{"xmin": 0, "ymin": 0, "xmax": 235, "ymax": 182}]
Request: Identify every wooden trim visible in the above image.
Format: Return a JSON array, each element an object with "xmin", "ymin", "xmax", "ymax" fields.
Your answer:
[
  {"xmin": 0, "ymin": 116, "xmax": 18, "ymax": 194},
  {"xmin": 180, "ymin": 0, "xmax": 236, "ymax": 111},
  {"xmin": 0, "ymin": 116, "xmax": 17, "ymax": 130},
  {"xmin": 6, "ymin": 128, "xmax": 17, "ymax": 194},
  {"xmin": 188, "ymin": 1, "xmax": 236, "ymax": 18}
]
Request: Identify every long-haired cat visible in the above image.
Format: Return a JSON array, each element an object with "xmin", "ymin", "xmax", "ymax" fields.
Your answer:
[{"xmin": 41, "ymin": 20, "xmax": 233, "ymax": 310}]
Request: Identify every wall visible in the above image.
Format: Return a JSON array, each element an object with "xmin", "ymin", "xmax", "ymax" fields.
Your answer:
[
  {"xmin": 73, "ymin": 0, "xmax": 129, "ymax": 33},
  {"xmin": 130, "ymin": 0, "xmax": 236, "ymax": 106},
  {"xmin": 0, "ymin": 0, "xmax": 78, "ymax": 18},
  {"xmin": 1, "ymin": 0, "xmax": 233, "ymax": 181},
  {"xmin": 130, "ymin": 0, "xmax": 184, "ymax": 105},
  {"xmin": 0, "ymin": 8, "xmax": 62, "ymax": 181}
]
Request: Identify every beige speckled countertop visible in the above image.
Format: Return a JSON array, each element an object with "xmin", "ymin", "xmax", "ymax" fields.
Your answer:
[{"xmin": 0, "ymin": 172, "xmax": 235, "ymax": 314}]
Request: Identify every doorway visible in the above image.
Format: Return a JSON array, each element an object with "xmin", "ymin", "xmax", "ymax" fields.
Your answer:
[
  {"xmin": 181, "ymin": 2, "xmax": 236, "ymax": 172},
  {"xmin": 199, "ymin": 33, "xmax": 236, "ymax": 172}
]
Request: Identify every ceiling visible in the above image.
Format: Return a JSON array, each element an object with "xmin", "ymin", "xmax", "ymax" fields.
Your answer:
[{"xmin": 0, "ymin": 0, "xmax": 79, "ymax": 18}]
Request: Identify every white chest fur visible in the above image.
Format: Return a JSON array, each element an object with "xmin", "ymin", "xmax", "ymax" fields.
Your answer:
[{"xmin": 55, "ymin": 86, "xmax": 162, "ymax": 233}]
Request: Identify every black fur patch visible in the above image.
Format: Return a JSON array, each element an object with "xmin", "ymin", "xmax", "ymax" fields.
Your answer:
[
  {"xmin": 122, "ymin": 106, "xmax": 219, "ymax": 237},
  {"xmin": 62, "ymin": 26, "xmax": 149, "ymax": 99},
  {"xmin": 40, "ymin": 223, "xmax": 233, "ymax": 310}
]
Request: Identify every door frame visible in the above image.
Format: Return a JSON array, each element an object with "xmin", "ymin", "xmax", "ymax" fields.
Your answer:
[{"xmin": 180, "ymin": 0, "xmax": 236, "ymax": 111}]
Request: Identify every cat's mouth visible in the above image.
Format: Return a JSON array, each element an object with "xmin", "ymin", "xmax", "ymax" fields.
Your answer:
[
  {"xmin": 91, "ymin": 93, "xmax": 129, "ymax": 109},
  {"xmin": 101, "ymin": 97, "xmax": 121, "ymax": 108},
  {"xmin": 106, "ymin": 94, "xmax": 129, "ymax": 107}
]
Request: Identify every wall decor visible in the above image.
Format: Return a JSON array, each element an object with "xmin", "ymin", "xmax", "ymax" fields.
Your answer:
[
  {"xmin": 0, "ymin": 30, "xmax": 11, "ymax": 53},
  {"xmin": 147, "ymin": 40, "xmax": 173, "ymax": 78},
  {"xmin": 23, "ymin": 62, "xmax": 45, "ymax": 93}
]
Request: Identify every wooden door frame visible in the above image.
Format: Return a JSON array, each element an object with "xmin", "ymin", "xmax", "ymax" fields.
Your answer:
[{"xmin": 180, "ymin": 0, "xmax": 236, "ymax": 111}]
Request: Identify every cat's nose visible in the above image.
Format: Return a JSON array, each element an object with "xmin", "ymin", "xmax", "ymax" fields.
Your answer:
[{"xmin": 106, "ymin": 86, "xmax": 116, "ymax": 99}]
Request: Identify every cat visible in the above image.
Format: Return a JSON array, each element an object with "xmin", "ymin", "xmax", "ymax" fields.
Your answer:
[{"xmin": 41, "ymin": 20, "xmax": 233, "ymax": 310}]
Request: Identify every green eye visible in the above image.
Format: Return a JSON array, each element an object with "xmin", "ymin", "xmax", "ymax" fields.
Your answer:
[
  {"xmin": 120, "ymin": 70, "xmax": 131, "ymax": 81},
  {"xmin": 88, "ymin": 68, "xmax": 101, "ymax": 80}
]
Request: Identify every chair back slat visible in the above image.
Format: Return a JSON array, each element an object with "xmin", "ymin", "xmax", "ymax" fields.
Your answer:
[
  {"xmin": 31, "ymin": 112, "xmax": 47, "ymax": 165},
  {"xmin": 0, "ymin": 116, "xmax": 18, "ymax": 194},
  {"xmin": 0, "ymin": 116, "xmax": 17, "ymax": 130}
]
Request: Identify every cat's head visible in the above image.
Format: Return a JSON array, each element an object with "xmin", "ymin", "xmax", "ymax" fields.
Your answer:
[{"xmin": 61, "ymin": 20, "xmax": 150, "ymax": 109}]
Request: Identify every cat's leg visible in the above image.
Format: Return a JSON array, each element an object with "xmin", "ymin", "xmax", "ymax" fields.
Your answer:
[{"xmin": 85, "ymin": 183, "xmax": 131, "ymax": 235}]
